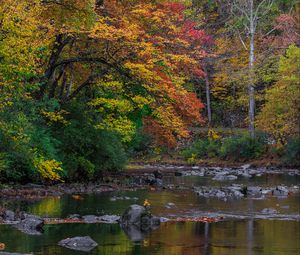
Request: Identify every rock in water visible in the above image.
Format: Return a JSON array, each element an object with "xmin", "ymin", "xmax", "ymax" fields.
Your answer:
[
  {"xmin": 120, "ymin": 204, "xmax": 160, "ymax": 241},
  {"xmin": 261, "ymin": 208, "xmax": 277, "ymax": 214},
  {"xmin": 15, "ymin": 215, "xmax": 44, "ymax": 235},
  {"xmin": 58, "ymin": 236, "xmax": 98, "ymax": 252},
  {"xmin": 121, "ymin": 204, "xmax": 160, "ymax": 229},
  {"xmin": 121, "ymin": 205, "xmax": 146, "ymax": 225}
]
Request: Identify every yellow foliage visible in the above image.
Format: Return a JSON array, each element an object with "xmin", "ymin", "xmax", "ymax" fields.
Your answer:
[
  {"xmin": 41, "ymin": 110, "xmax": 69, "ymax": 125},
  {"xmin": 208, "ymin": 129, "xmax": 221, "ymax": 141},
  {"xmin": 257, "ymin": 45, "xmax": 300, "ymax": 144},
  {"xmin": 95, "ymin": 115, "xmax": 135, "ymax": 142},
  {"xmin": 187, "ymin": 153, "xmax": 197, "ymax": 164},
  {"xmin": 143, "ymin": 199, "xmax": 151, "ymax": 207},
  {"xmin": 33, "ymin": 157, "xmax": 64, "ymax": 182}
]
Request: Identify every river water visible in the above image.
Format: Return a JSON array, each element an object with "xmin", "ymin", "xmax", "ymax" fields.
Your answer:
[{"xmin": 0, "ymin": 170, "xmax": 299, "ymax": 255}]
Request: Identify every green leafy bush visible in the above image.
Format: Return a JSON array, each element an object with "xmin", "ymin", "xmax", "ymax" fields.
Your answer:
[
  {"xmin": 181, "ymin": 138, "xmax": 220, "ymax": 159},
  {"xmin": 220, "ymin": 134, "xmax": 266, "ymax": 160},
  {"xmin": 0, "ymin": 112, "xmax": 62, "ymax": 182},
  {"xmin": 127, "ymin": 129, "xmax": 152, "ymax": 157},
  {"xmin": 56, "ymin": 104, "xmax": 127, "ymax": 181},
  {"xmin": 282, "ymin": 137, "xmax": 300, "ymax": 167}
]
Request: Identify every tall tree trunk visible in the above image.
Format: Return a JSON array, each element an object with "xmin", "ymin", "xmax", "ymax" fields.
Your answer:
[
  {"xmin": 204, "ymin": 64, "xmax": 212, "ymax": 126},
  {"xmin": 249, "ymin": 0, "xmax": 255, "ymax": 138}
]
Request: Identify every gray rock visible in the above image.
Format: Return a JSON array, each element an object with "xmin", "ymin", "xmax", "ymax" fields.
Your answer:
[
  {"xmin": 121, "ymin": 206, "xmax": 161, "ymax": 242},
  {"xmin": 227, "ymin": 175, "xmax": 238, "ymax": 181},
  {"xmin": 15, "ymin": 215, "xmax": 44, "ymax": 235},
  {"xmin": 213, "ymin": 174, "xmax": 238, "ymax": 181},
  {"xmin": 241, "ymin": 173, "xmax": 252, "ymax": 178},
  {"xmin": 58, "ymin": 236, "xmax": 98, "ymax": 252},
  {"xmin": 121, "ymin": 205, "xmax": 147, "ymax": 226},
  {"xmin": 68, "ymin": 214, "xmax": 81, "ymax": 220},
  {"xmin": 120, "ymin": 204, "xmax": 160, "ymax": 231},
  {"xmin": 261, "ymin": 208, "xmax": 277, "ymax": 214},
  {"xmin": 83, "ymin": 215, "xmax": 98, "ymax": 223},
  {"xmin": 277, "ymin": 186, "xmax": 289, "ymax": 194},
  {"xmin": 98, "ymin": 215, "xmax": 120, "ymax": 223},
  {"xmin": 3, "ymin": 210, "xmax": 15, "ymax": 221},
  {"xmin": 241, "ymin": 164, "xmax": 251, "ymax": 170}
]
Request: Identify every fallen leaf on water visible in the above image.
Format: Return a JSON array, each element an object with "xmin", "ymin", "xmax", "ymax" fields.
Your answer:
[
  {"xmin": 0, "ymin": 243, "xmax": 5, "ymax": 250},
  {"xmin": 72, "ymin": 195, "xmax": 84, "ymax": 200}
]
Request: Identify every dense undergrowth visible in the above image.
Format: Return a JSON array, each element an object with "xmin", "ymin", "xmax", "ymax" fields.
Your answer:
[{"xmin": 180, "ymin": 132, "xmax": 300, "ymax": 167}]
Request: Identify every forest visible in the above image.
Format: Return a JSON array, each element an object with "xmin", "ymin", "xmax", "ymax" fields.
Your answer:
[{"xmin": 0, "ymin": 0, "xmax": 299, "ymax": 183}]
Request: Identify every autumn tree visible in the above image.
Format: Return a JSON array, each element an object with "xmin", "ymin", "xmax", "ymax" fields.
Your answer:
[
  {"xmin": 0, "ymin": 0, "xmax": 209, "ymax": 181},
  {"xmin": 257, "ymin": 45, "xmax": 300, "ymax": 144},
  {"xmin": 229, "ymin": 0, "xmax": 276, "ymax": 137}
]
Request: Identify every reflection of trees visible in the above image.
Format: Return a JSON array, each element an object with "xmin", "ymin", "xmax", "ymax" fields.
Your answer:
[
  {"xmin": 209, "ymin": 220, "xmax": 300, "ymax": 255},
  {"xmin": 30, "ymin": 197, "xmax": 62, "ymax": 217},
  {"xmin": 0, "ymin": 220, "xmax": 299, "ymax": 255}
]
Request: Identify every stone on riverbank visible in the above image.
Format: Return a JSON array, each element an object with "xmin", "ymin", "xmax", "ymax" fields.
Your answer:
[{"xmin": 58, "ymin": 236, "xmax": 98, "ymax": 252}]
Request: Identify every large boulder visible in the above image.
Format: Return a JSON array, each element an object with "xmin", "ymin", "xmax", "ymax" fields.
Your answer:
[
  {"xmin": 15, "ymin": 215, "xmax": 44, "ymax": 235},
  {"xmin": 58, "ymin": 236, "xmax": 98, "ymax": 252},
  {"xmin": 121, "ymin": 205, "xmax": 146, "ymax": 226},
  {"xmin": 120, "ymin": 205, "xmax": 160, "ymax": 241},
  {"xmin": 121, "ymin": 204, "xmax": 160, "ymax": 228}
]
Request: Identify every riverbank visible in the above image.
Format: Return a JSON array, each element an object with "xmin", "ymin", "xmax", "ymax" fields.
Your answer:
[
  {"xmin": 1, "ymin": 163, "xmax": 299, "ymax": 201},
  {"xmin": 128, "ymin": 149, "xmax": 296, "ymax": 169}
]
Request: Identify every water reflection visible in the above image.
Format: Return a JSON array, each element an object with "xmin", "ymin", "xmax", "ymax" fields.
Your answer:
[
  {"xmin": 0, "ymin": 220, "xmax": 299, "ymax": 255},
  {"xmin": 0, "ymin": 173, "xmax": 299, "ymax": 254}
]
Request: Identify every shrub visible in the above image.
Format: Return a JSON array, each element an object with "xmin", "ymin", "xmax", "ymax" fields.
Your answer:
[
  {"xmin": 127, "ymin": 129, "xmax": 152, "ymax": 157},
  {"xmin": 220, "ymin": 134, "xmax": 266, "ymax": 161},
  {"xmin": 0, "ymin": 111, "xmax": 61, "ymax": 182},
  {"xmin": 181, "ymin": 138, "xmax": 220, "ymax": 159},
  {"xmin": 57, "ymin": 114, "xmax": 127, "ymax": 181},
  {"xmin": 282, "ymin": 137, "xmax": 300, "ymax": 167}
]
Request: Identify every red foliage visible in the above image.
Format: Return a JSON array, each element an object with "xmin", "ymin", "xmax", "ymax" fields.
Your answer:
[
  {"xmin": 182, "ymin": 20, "xmax": 212, "ymax": 45},
  {"xmin": 263, "ymin": 14, "xmax": 300, "ymax": 50},
  {"xmin": 163, "ymin": 2, "xmax": 186, "ymax": 16}
]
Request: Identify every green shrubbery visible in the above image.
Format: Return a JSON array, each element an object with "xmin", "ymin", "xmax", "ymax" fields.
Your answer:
[
  {"xmin": 282, "ymin": 137, "xmax": 300, "ymax": 167},
  {"xmin": 219, "ymin": 134, "xmax": 266, "ymax": 160},
  {"xmin": 181, "ymin": 133, "xmax": 267, "ymax": 162},
  {"xmin": 181, "ymin": 139, "xmax": 220, "ymax": 159},
  {"xmin": 0, "ymin": 100, "xmax": 128, "ymax": 183}
]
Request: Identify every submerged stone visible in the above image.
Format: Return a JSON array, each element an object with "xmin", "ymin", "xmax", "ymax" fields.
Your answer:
[{"xmin": 58, "ymin": 236, "xmax": 98, "ymax": 252}]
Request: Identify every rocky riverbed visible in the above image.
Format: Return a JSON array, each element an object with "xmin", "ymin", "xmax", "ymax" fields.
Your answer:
[{"xmin": 0, "ymin": 164, "xmax": 299, "ymax": 255}]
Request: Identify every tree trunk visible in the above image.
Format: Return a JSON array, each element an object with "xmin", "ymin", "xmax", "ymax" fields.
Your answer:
[
  {"xmin": 204, "ymin": 64, "xmax": 212, "ymax": 126},
  {"xmin": 248, "ymin": 0, "xmax": 255, "ymax": 138}
]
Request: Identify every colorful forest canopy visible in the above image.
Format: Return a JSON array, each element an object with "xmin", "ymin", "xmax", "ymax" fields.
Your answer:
[{"xmin": 0, "ymin": 0, "xmax": 299, "ymax": 182}]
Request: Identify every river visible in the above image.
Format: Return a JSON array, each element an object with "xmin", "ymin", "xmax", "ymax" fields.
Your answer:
[{"xmin": 0, "ymin": 167, "xmax": 299, "ymax": 254}]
